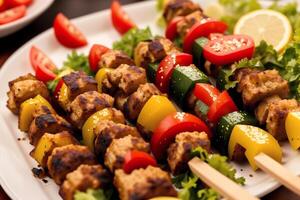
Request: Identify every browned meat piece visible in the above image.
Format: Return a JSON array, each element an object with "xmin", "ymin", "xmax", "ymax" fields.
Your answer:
[
  {"xmin": 255, "ymin": 95, "xmax": 281, "ymax": 125},
  {"xmin": 104, "ymin": 135, "xmax": 150, "ymax": 172},
  {"xmin": 163, "ymin": 0, "xmax": 202, "ymax": 23},
  {"xmin": 167, "ymin": 131, "xmax": 210, "ymax": 174},
  {"xmin": 7, "ymin": 74, "xmax": 49, "ymax": 114},
  {"xmin": 134, "ymin": 42, "xmax": 152, "ymax": 68},
  {"xmin": 124, "ymin": 83, "xmax": 161, "ymax": 121},
  {"xmin": 266, "ymin": 99, "xmax": 300, "ymax": 140},
  {"xmin": 237, "ymin": 69, "xmax": 289, "ymax": 107},
  {"xmin": 99, "ymin": 50, "xmax": 134, "ymax": 69},
  {"xmin": 177, "ymin": 11, "xmax": 204, "ymax": 38},
  {"xmin": 69, "ymin": 91, "xmax": 114, "ymax": 129},
  {"xmin": 28, "ymin": 114, "xmax": 73, "ymax": 146},
  {"xmin": 94, "ymin": 120, "xmax": 140, "ymax": 157},
  {"xmin": 47, "ymin": 145, "xmax": 97, "ymax": 185},
  {"xmin": 235, "ymin": 68, "xmax": 260, "ymax": 92},
  {"xmin": 62, "ymin": 71, "xmax": 97, "ymax": 102},
  {"xmin": 103, "ymin": 64, "xmax": 147, "ymax": 95},
  {"xmin": 114, "ymin": 166, "xmax": 177, "ymax": 200},
  {"xmin": 59, "ymin": 164, "xmax": 111, "ymax": 200},
  {"xmin": 114, "ymin": 91, "xmax": 128, "ymax": 111}
]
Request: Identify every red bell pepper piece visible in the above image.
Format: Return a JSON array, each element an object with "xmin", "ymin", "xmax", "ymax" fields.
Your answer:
[
  {"xmin": 165, "ymin": 16, "xmax": 184, "ymax": 41},
  {"xmin": 183, "ymin": 19, "xmax": 228, "ymax": 53},
  {"xmin": 111, "ymin": 0, "xmax": 136, "ymax": 35},
  {"xmin": 53, "ymin": 79, "xmax": 64, "ymax": 99},
  {"xmin": 207, "ymin": 91, "xmax": 238, "ymax": 124},
  {"xmin": 123, "ymin": 150, "xmax": 157, "ymax": 174},
  {"xmin": 88, "ymin": 44, "xmax": 110, "ymax": 72},
  {"xmin": 151, "ymin": 112, "xmax": 211, "ymax": 160},
  {"xmin": 193, "ymin": 83, "xmax": 220, "ymax": 106},
  {"xmin": 155, "ymin": 53, "xmax": 193, "ymax": 93},
  {"xmin": 203, "ymin": 34, "xmax": 255, "ymax": 66},
  {"xmin": 208, "ymin": 33, "xmax": 224, "ymax": 40}
]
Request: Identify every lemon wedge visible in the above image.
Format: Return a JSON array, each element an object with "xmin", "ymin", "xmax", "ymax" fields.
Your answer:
[{"xmin": 234, "ymin": 9, "xmax": 292, "ymax": 52}]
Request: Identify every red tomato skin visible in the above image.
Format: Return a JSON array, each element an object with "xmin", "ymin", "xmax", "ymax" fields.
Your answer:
[
  {"xmin": 183, "ymin": 20, "xmax": 228, "ymax": 53},
  {"xmin": 88, "ymin": 44, "xmax": 110, "ymax": 72},
  {"xmin": 53, "ymin": 13, "xmax": 88, "ymax": 48},
  {"xmin": 7, "ymin": 0, "xmax": 32, "ymax": 7},
  {"xmin": 0, "ymin": 0, "xmax": 8, "ymax": 12},
  {"xmin": 203, "ymin": 35, "xmax": 255, "ymax": 66},
  {"xmin": 193, "ymin": 83, "xmax": 220, "ymax": 106},
  {"xmin": 111, "ymin": 0, "xmax": 136, "ymax": 35},
  {"xmin": 0, "ymin": 5, "xmax": 26, "ymax": 25},
  {"xmin": 53, "ymin": 79, "xmax": 63, "ymax": 99},
  {"xmin": 207, "ymin": 91, "xmax": 238, "ymax": 124},
  {"xmin": 35, "ymin": 64, "xmax": 56, "ymax": 82},
  {"xmin": 208, "ymin": 33, "xmax": 224, "ymax": 40},
  {"xmin": 165, "ymin": 16, "xmax": 183, "ymax": 41},
  {"xmin": 123, "ymin": 151, "xmax": 157, "ymax": 174},
  {"xmin": 155, "ymin": 53, "xmax": 193, "ymax": 93},
  {"xmin": 30, "ymin": 46, "xmax": 57, "ymax": 72},
  {"xmin": 151, "ymin": 112, "xmax": 211, "ymax": 160}
]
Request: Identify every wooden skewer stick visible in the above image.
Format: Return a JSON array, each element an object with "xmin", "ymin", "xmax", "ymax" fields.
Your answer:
[
  {"xmin": 188, "ymin": 157, "xmax": 259, "ymax": 200},
  {"xmin": 254, "ymin": 153, "xmax": 300, "ymax": 196}
]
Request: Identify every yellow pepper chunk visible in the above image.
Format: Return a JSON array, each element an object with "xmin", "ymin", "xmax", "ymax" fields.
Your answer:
[
  {"xmin": 137, "ymin": 95, "xmax": 177, "ymax": 133},
  {"xmin": 229, "ymin": 125, "xmax": 282, "ymax": 170},
  {"xmin": 82, "ymin": 108, "xmax": 124, "ymax": 152},
  {"xmin": 31, "ymin": 132, "xmax": 78, "ymax": 167},
  {"xmin": 285, "ymin": 112, "xmax": 300, "ymax": 150},
  {"xmin": 95, "ymin": 68, "xmax": 113, "ymax": 93},
  {"xmin": 58, "ymin": 83, "xmax": 70, "ymax": 110},
  {"xmin": 19, "ymin": 95, "xmax": 55, "ymax": 132}
]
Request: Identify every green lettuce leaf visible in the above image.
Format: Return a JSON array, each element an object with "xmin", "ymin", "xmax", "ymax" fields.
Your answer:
[
  {"xmin": 74, "ymin": 189, "xmax": 112, "ymax": 200},
  {"xmin": 60, "ymin": 51, "xmax": 93, "ymax": 76},
  {"xmin": 46, "ymin": 78, "xmax": 59, "ymax": 93}
]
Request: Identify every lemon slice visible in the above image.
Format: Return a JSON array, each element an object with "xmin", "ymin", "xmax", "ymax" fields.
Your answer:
[
  {"xmin": 204, "ymin": 3, "xmax": 225, "ymax": 20},
  {"xmin": 234, "ymin": 9, "xmax": 292, "ymax": 52}
]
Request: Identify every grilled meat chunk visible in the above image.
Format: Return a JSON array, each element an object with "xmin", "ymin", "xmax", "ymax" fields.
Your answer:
[
  {"xmin": 266, "ymin": 99, "xmax": 300, "ymax": 140},
  {"xmin": 236, "ymin": 69, "xmax": 289, "ymax": 107},
  {"xmin": 7, "ymin": 74, "xmax": 49, "ymax": 114},
  {"xmin": 167, "ymin": 131, "xmax": 210, "ymax": 174},
  {"xmin": 124, "ymin": 83, "xmax": 161, "ymax": 121},
  {"xmin": 28, "ymin": 114, "xmax": 73, "ymax": 146},
  {"xmin": 255, "ymin": 95, "xmax": 281, "ymax": 125},
  {"xmin": 104, "ymin": 135, "xmax": 150, "ymax": 172},
  {"xmin": 94, "ymin": 120, "xmax": 140, "ymax": 157},
  {"xmin": 177, "ymin": 11, "xmax": 204, "ymax": 38},
  {"xmin": 59, "ymin": 164, "xmax": 111, "ymax": 200},
  {"xmin": 102, "ymin": 64, "xmax": 147, "ymax": 95},
  {"xmin": 163, "ymin": 0, "xmax": 202, "ymax": 23},
  {"xmin": 99, "ymin": 50, "xmax": 134, "ymax": 69},
  {"xmin": 114, "ymin": 166, "xmax": 177, "ymax": 200},
  {"xmin": 114, "ymin": 91, "xmax": 128, "ymax": 111},
  {"xmin": 47, "ymin": 145, "xmax": 97, "ymax": 185},
  {"xmin": 69, "ymin": 91, "xmax": 114, "ymax": 129}
]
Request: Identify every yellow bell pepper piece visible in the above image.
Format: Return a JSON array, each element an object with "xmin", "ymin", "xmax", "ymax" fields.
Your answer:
[
  {"xmin": 229, "ymin": 125, "xmax": 282, "ymax": 170},
  {"xmin": 285, "ymin": 112, "xmax": 300, "ymax": 150},
  {"xmin": 82, "ymin": 108, "xmax": 124, "ymax": 152},
  {"xmin": 95, "ymin": 68, "xmax": 113, "ymax": 93},
  {"xmin": 137, "ymin": 95, "xmax": 177, "ymax": 133},
  {"xmin": 19, "ymin": 95, "xmax": 55, "ymax": 132},
  {"xmin": 57, "ymin": 68, "xmax": 74, "ymax": 78},
  {"xmin": 31, "ymin": 132, "xmax": 78, "ymax": 167},
  {"xmin": 58, "ymin": 83, "xmax": 70, "ymax": 110}
]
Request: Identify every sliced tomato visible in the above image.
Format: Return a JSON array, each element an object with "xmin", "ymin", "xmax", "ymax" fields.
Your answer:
[
  {"xmin": 165, "ymin": 16, "xmax": 183, "ymax": 41},
  {"xmin": 53, "ymin": 13, "xmax": 88, "ymax": 48},
  {"xmin": 53, "ymin": 79, "xmax": 63, "ymax": 98},
  {"xmin": 111, "ymin": 0, "xmax": 136, "ymax": 35},
  {"xmin": 88, "ymin": 44, "xmax": 110, "ymax": 72},
  {"xmin": 0, "ymin": 5, "xmax": 26, "ymax": 25},
  {"xmin": 203, "ymin": 34, "xmax": 255, "ymax": 66},
  {"xmin": 207, "ymin": 91, "xmax": 238, "ymax": 124},
  {"xmin": 30, "ymin": 46, "xmax": 57, "ymax": 72},
  {"xmin": 183, "ymin": 19, "xmax": 228, "ymax": 53},
  {"xmin": 35, "ymin": 63, "xmax": 56, "ymax": 82},
  {"xmin": 193, "ymin": 83, "xmax": 220, "ymax": 106},
  {"xmin": 155, "ymin": 53, "xmax": 193, "ymax": 93},
  {"xmin": 0, "ymin": 0, "xmax": 8, "ymax": 12},
  {"xmin": 7, "ymin": 0, "xmax": 32, "ymax": 7},
  {"xmin": 151, "ymin": 112, "xmax": 211, "ymax": 160},
  {"xmin": 123, "ymin": 150, "xmax": 157, "ymax": 174}
]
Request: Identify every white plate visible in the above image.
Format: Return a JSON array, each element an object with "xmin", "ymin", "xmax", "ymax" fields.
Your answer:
[
  {"xmin": 0, "ymin": 0, "xmax": 54, "ymax": 38},
  {"xmin": 0, "ymin": 0, "xmax": 300, "ymax": 199}
]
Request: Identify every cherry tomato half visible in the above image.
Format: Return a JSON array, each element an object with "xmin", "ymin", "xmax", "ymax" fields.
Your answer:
[
  {"xmin": 193, "ymin": 83, "xmax": 220, "ymax": 106},
  {"xmin": 0, "ymin": 0, "xmax": 8, "ymax": 12},
  {"xmin": 53, "ymin": 13, "xmax": 88, "ymax": 48},
  {"xmin": 7, "ymin": 0, "xmax": 32, "ymax": 7},
  {"xmin": 111, "ymin": 0, "xmax": 136, "ymax": 35},
  {"xmin": 0, "ymin": 5, "xmax": 26, "ymax": 25},
  {"xmin": 30, "ymin": 46, "xmax": 57, "ymax": 71},
  {"xmin": 165, "ymin": 16, "xmax": 183, "ymax": 41},
  {"xmin": 151, "ymin": 112, "xmax": 211, "ymax": 160},
  {"xmin": 88, "ymin": 44, "xmax": 110, "ymax": 72},
  {"xmin": 123, "ymin": 150, "xmax": 157, "ymax": 174}
]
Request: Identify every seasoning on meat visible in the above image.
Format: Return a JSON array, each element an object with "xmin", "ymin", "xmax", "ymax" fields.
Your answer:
[
  {"xmin": 99, "ymin": 50, "xmax": 135, "ymax": 69},
  {"xmin": 69, "ymin": 91, "xmax": 114, "ymax": 129},
  {"xmin": 59, "ymin": 164, "xmax": 111, "ymax": 200},
  {"xmin": 104, "ymin": 135, "xmax": 150, "ymax": 172},
  {"xmin": 167, "ymin": 131, "xmax": 210, "ymax": 174},
  {"xmin": 47, "ymin": 145, "xmax": 97, "ymax": 185},
  {"xmin": 114, "ymin": 91, "xmax": 128, "ymax": 111},
  {"xmin": 114, "ymin": 166, "xmax": 177, "ymax": 200},
  {"xmin": 255, "ymin": 95, "xmax": 281, "ymax": 125}
]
